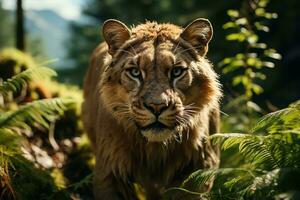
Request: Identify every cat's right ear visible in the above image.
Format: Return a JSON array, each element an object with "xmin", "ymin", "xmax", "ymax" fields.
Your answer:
[
  {"xmin": 180, "ymin": 18, "xmax": 213, "ymax": 56},
  {"xmin": 102, "ymin": 19, "xmax": 131, "ymax": 55}
]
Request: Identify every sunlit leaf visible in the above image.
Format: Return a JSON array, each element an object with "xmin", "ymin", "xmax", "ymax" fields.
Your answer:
[
  {"xmin": 255, "ymin": 8, "xmax": 266, "ymax": 17},
  {"xmin": 264, "ymin": 49, "xmax": 282, "ymax": 60},
  {"xmin": 223, "ymin": 22, "xmax": 236, "ymax": 29},
  {"xmin": 232, "ymin": 76, "xmax": 243, "ymax": 86},
  {"xmin": 252, "ymin": 43, "xmax": 267, "ymax": 49},
  {"xmin": 255, "ymin": 22, "xmax": 270, "ymax": 32},
  {"xmin": 226, "ymin": 33, "xmax": 245, "ymax": 42},
  {"xmin": 236, "ymin": 18, "xmax": 248, "ymax": 25},
  {"xmin": 227, "ymin": 9, "xmax": 239, "ymax": 18},
  {"xmin": 247, "ymin": 101, "xmax": 262, "ymax": 112},
  {"xmin": 263, "ymin": 61, "xmax": 275, "ymax": 68},
  {"xmin": 246, "ymin": 58, "xmax": 258, "ymax": 66},
  {"xmin": 252, "ymin": 84, "xmax": 264, "ymax": 94},
  {"xmin": 247, "ymin": 34, "xmax": 259, "ymax": 44},
  {"xmin": 255, "ymin": 72, "xmax": 266, "ymax": 80}
]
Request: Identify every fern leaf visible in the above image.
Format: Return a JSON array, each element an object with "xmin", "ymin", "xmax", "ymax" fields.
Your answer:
[
  {"xmin": 0, "ymin": 128, "xmax": 22, "ymax": 147},
  {"xmin": 211, "ymin": 133, "xmax": 255, "ymax": 150},
  {"xmin": 163, "ymin": 187, "xmax": 206, "ymax": 200},
  {"xmin": 238, "ymin": 137, "xmax": 282, "ymax": 169},
  {"xmin": 0, "ymin": 67, "xmax": 56, "ymax": 95},
  {"xmin": 181, "ymin": 168, "xmax": 250, "ymax": 189},
  {"xmin": 211, "ymin": 133, "xmax": 286, "ymax": 169},
  {"xmin": 244, "ymin": 168, "xmax": 280, "ymax": 197},
  {"xmin": 251, "ymin": 101, "xmax": 300, "ymax": 134},
  {"xmin": 0, "ymin": 98, "xmax": 75, "ymax": 131},
  {"xmin": 68, "ymin": 173, "xmax": 93, "ymax": 191}
]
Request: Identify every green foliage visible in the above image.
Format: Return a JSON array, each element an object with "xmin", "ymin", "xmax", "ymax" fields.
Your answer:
[
  {"xmin": 219, "ymin": 0, "xmax": 281, "ymax": 99},
  {"xmin": 0, "ymin": 98, "xmax": 74, "ymax": 132},
  {"xmin": 0, "ymin": 53, "xmax": 83, "ymax": 199},
  {"xmin": 252, "ymin": 100, "xmax": 300, "ymax": 134},
  {"xmin": 164, "ymin": 100, "xmax": 300, "ymax": 200},
  {"xmin": 0, "ymin": 66, "xmax": 56, "ymax": 96},
  {"xmin": 0, "ymin": 48, "xmax": 38, "ymax": 80},
  {"xmin": 0, "ymin": 48, "xmax": 93, "ymax": 199},
  {"xmin": 221, "ymin": 96, "xmax": 261, "ymax": 134}
]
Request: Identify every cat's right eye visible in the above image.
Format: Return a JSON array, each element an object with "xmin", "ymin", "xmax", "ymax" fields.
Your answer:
[
  {"xmin": 170, "ymin": 66, "xmax": 187, "ymax": 79},
  {"xmin": 126, "ymin": 67, "xmax": 142, "ymax": 79}
]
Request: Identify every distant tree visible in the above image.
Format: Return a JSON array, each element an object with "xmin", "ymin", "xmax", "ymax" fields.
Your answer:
[
  {"xmin": 0, "ymin": 0, "xmax": 13, "ymax": 48},
  {"xmin": 16, "ymin": 0, "xmax": 25, "ymax": 51}
]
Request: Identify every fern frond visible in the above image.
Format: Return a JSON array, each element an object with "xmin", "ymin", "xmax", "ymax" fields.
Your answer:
[
  {"xmin": 0, "ymin": 128, "xmax": 22, "ymax": 148},
  {"xmin": 171, "ymin": 100, "xmax": 300, "ymax": 200},
  {"xmin": 181, "ymin": 168, "xmax": 251, "ymax": 189},
  {"xmin": 0, "ymin": 98, "xmax": 75, "ymax": 131},
  {"xmin": 211, "ymin": 133, "xmax": 287, "ymax": 169},
  {"xmin": 211, "ymin": 133, "xmax": 254, "ymax": 150},
  {"xmin": 238, "ymin": 137, "xmax": 280, "ymax": 169},
  {"xmin": 0, "ymin": 97, "xmax": 74, "ymax": 199},
  {"xmin": 0, "ymin": 67, "xmax": 56, "ymax": 95},
  {"xmin": 163, "ymin": 187, "xmax": 207, "ymax": 200},
  {"xmin": 68, "ymin": 173, "xmax": 93, "ymax": 191},
  {"xmin": 252, "ymin": 100, "xmax": 300, "ymax": 134},
  {"xmin": 164, "ymin": 168, "xmax": 256, "ymax": 200},
  {"xmin": 244, "ymin": 168, "xmax": 280, "ymax": 197}
]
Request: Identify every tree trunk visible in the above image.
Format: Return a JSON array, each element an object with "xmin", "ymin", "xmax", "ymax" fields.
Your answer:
[{"xmin": 16, "ymin": 0, "xmax": 25, "ymax": 51}]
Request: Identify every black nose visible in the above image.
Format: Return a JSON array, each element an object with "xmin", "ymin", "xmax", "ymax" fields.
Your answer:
[{"xmin": 143, "ymin": 102, "xmax": 169, "ymax": 116}]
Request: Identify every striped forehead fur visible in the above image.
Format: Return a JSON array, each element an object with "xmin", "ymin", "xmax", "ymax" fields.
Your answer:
[{"xmin": 112, "ymin": 21, "xmax": 201, "ymax": 62}]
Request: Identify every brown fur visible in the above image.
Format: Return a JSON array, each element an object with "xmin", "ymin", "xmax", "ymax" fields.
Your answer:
[{"xmin": 82, "ymin": 19, "xmax": 222, "ymax": 200}]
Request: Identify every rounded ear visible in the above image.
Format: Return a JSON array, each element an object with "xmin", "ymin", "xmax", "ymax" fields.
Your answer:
[
  {"xmin": 180, "ymin": 18, "xmax": 213, "ymax": 56},
  {"xmin": 102, "ymin": 19, "xmax": 131, "ymax": 55}
]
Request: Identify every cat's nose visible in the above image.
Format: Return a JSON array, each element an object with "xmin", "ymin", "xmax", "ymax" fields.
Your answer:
[{"xmin": 143, "ymin": 102, "xmax": 169, "ymax": 116}]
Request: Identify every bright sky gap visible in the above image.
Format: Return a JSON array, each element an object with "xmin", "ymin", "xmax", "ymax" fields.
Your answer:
[{"xmin": 2, "ymin": 0, "xmax": 85, "ymax": 20}]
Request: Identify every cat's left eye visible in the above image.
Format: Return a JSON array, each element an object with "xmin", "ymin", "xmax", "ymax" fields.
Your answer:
[{"xmin": 170, "ymin": 67, "xmax": 186, "ymax": 79}]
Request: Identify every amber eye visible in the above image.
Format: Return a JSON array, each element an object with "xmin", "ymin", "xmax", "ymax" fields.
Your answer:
[
  {"xmin": 171, "ymin": 67, "xmax": 186, "ymax": 78},
  {"xmin": 127, "ymin": 67, "xmax": 141, "ymax": 78}
]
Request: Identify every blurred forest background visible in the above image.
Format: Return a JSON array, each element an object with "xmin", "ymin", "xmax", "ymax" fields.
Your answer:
[{"xmin": 0, "ymin": 0, "xmax": 300, "ymax": 199}]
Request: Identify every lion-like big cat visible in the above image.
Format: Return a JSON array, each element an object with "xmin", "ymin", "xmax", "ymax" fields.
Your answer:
[{"xmin": 82, "ymin": 18, "xmax": 222, "ymax": 200}]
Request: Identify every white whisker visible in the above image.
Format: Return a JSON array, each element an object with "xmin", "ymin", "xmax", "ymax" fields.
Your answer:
[
  {"xmin": 128, "ymin": 43, "xmax": 138, "ymax": 56},
  {"xmin": 172, "ymin": 40, "xmax": 181, "ymax": 53}
]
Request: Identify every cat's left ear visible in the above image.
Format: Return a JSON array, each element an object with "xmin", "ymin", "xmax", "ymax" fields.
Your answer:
[
  {"xmin": 180, "ymin": 18, "xmax": 213, "ymax": 56},
  {"xmin": 102, "ymin": 19, "xmax": 131, "ymax": 55}
]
